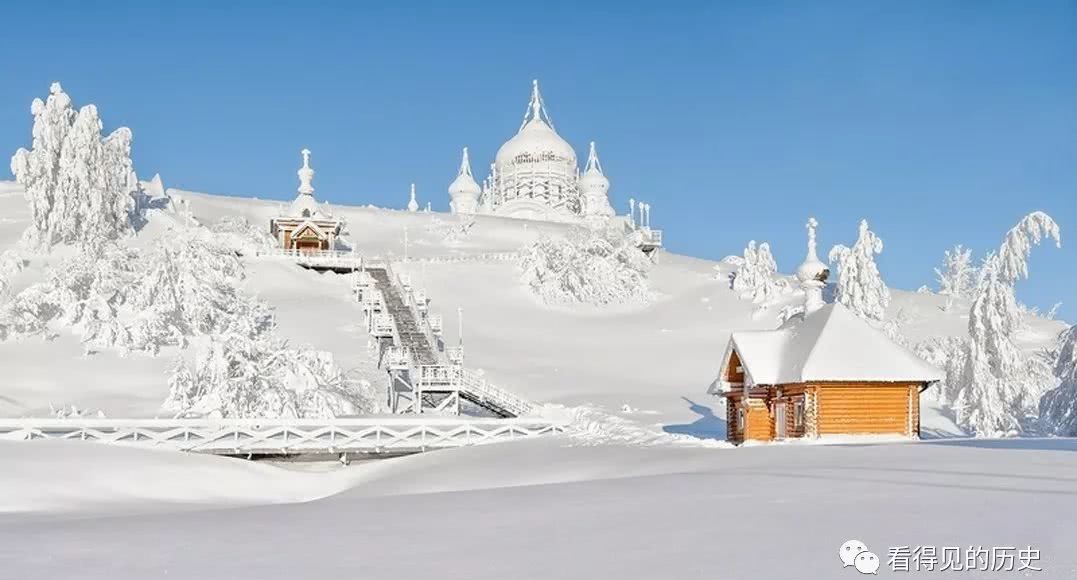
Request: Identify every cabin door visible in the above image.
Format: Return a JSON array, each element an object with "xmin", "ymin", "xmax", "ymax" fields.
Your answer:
[{"xmin": 774, "ymin": 403, "xmax": 787, "ymax": 439}]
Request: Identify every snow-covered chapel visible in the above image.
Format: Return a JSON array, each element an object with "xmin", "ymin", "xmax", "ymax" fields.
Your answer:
[
  {"xmin": 270, "ymin": 149, "xmax": 342, "ymax": 252},
  {"xmin": 711, "ymin": 219, "xmax": 944, "ymax": 444},
  {"xmin": 448, "ymin": 80, "xmax": 616, "ymax": 224}
]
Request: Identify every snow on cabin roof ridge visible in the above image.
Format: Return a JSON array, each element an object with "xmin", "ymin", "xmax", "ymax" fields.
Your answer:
[{"xmin": 728, "ymin": 303, "xmax": 944, "ymax": 386}]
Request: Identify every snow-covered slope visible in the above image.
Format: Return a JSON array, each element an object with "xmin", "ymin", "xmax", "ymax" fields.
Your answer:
[
  {"xmin": 2, "ymin": 182, "xmax": 1075, "ymax": 578},
  {"xmin": 0, "ymin": 182, "xmax": 1066, "ymax": 434}
]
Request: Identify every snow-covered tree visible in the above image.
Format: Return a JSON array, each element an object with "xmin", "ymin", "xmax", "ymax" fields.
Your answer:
[
  {"xmin": 0, "ymin": 250, "xmax": 25, "ymax": 303},
  {"xmin": 828, "ymin": 220, "xmax": 890, "ymax": 321},
  {"xmin": 730, "ymin": 241, "xmax": 784, "ymax": 304},
  {"xmin": 914, "ymin": 336, "xmax": 968, "ymax": 405},
  {"xmin": 951, "ymin": 212, "xmax": 1061, "ymax": 435},
  {"xmin": 164, "ymin": 332, "xmax": 377, "ymax": 419},
  {"xmin": 0, "ymin": 233, "xmax": 271, "ymax": 355},
  {"xmin": 935, "ymin": 244, "xmax": 976, "ymax": 309},
  {"xmin": 518, "ymin": 230, "xmax": 652, "ymax": 305},
  {"xmin": 9, "ymin": 83, "xmax": 136, "ymax": 250},
  {"xmin": 1040, "ymin": 326, "xmax": 1077, "ymax": 435}
]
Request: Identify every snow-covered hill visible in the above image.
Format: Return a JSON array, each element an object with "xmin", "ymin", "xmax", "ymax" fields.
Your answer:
[
  {"xmin": 0, "ymin": 181, "xmax": 1066, "ymax": 433},
  {"xmin": 3, "ymin": 180, "xmax": 1076, "ymax": 578}
]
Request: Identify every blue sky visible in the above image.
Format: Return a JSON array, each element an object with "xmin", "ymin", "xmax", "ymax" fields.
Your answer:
[{"xmin": 2, "ymin": 1, "xmax": 1074, "ymax": 320}]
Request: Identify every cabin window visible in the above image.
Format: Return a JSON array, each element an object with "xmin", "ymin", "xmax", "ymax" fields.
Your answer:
[
  {"xmin": 737, "ymin": 408, "xmax": 745, "ymax": 431},
  {"xmin": 793, "ymin": 400, "xmax": 804, "ymax": 429}
]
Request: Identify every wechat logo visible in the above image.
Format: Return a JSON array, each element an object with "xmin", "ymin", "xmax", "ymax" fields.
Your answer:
[{"xmin": 840, "ymin": 540, "xmax": 880, "ymax": 575}]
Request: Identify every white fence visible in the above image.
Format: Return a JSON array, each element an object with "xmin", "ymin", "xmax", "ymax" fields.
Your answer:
[
  {"xmin": 258, "ymin": 248, "xmax": 365, "ymax": 269},
  {"xmin": 0, "ymin": 417, "xmax": 568, "ymax": 456}
]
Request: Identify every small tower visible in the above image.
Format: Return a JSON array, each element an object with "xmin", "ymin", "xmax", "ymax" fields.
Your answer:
[
  {"xmin": 407, "ymin": 183, "xmax": 419, "ymax": 212},
  {"xmin": 796, "ymin": 217, "xmax": 830, "ymax": 315},
  {"xmin": 269, "ymin": 148, "xmax": 343, "ymax": 252},
  {"xmin": 579, "ymin": 141, "xmax": 615, "ymax": 227},
  {"xmin": 290, "ymin": 148, "xmax": 320, "ymax": 218},
  {"xmin": 448, "ymin": 147, "xmax": 481, "ymax": 215}
]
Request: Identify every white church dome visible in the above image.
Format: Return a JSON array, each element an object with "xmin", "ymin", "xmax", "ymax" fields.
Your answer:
[
  {"xmin": 449, "ymin": 147, "xmax": 481, "ymax": 197},
  {"xmin": 578, "ymin": 142, "xmax": 609, "ymax": 196},
  {"xmin": 495, "ymin": 116, "xmax": 577, "ymax": 168},
  {"xmin": 494, "ymin": 80, "xmax": 577, "ymax": 170}
]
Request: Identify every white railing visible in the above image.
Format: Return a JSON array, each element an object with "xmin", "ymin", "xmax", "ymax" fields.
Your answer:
[
  {"xmin": 259, "ymin": 248, "xmax": 365, "ymax": 269},
  {"xmin": 446, "ymin": 346, "xmax": 464, "ymax": 364},
  {"xmin": 371, "ymin": 313, "xmax": 395, "ymax": 336},
  {"xmin": 456, "ymin": 367, "xmax": 534, "ymax": 417},
  {"xmin": 406, "ymin": 252, "xmax": 520, "ymax": 264},
  {"xmin": 362, "ymin": 289, "xmax": 384, "ymax": 311},
  {"xmin": 384, "ymin": 346, "xmax": 412, "ymax": 370},
  {"xmin": 446, "ymin": 346, "xmax": 464, "ymax": 365},
  {"xmin": 413, "ymin": 289, "xmax": 428, "ymax": 311},
  {"xmin": 640, "ymin": 228, "xmax": 663, "ymax": 246},
  {"xmin": 416, "ymin": 364, "xmax": 457, "ymax": 386},
  {"xmin": 414, "ymin": 365, "xmax": 533, "ymax": 418},
  {"xmin": 0, "ymin": 417, "xmax": 567, "ymax": 456}
]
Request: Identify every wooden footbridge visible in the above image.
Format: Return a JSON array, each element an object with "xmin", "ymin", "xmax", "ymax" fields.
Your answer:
[{"xmin": 0, "ymin": 416, "xmax": 567, "ymax": 458}]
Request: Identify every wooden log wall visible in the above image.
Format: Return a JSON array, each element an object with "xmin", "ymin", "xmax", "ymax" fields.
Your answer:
[{"xmin": 815, "ymin": 383, "xmax": 916, "ymax": 436}]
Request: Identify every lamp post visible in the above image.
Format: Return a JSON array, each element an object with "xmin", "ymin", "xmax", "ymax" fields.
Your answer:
[{"xmin": 457, "ymin": 306, "xmax": 464, "ymax": 365}]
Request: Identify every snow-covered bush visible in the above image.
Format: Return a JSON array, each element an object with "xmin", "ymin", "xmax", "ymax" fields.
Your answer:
[
  {"xmin": 729, "ymin": 241, "xmax": 786, "ymax": 304},
  {"xmin": 0, "ymin": 250, "xmax": 26, "ymax": 302},
  {"xmin": 518, "ymin": 231, "xmax": 652, "ymax": 306},
  {"xmin": 1040, "ymin": 325, "xmax": 1077, "ymax": 435},
  {"xmin": 935, "ymin": 244, "xmax": 976, "ymax": 310},
  {"xmin": 828, "ymin": 219, "xmax": 890, "ymax": 321},
  {"xmin": 208, "ymin": 216, "xmax": 276, "ymax": 256},
  {"xmin": 48, "ymin": 404, "xmax": 106, "ymax": 419},
  {"xmin": 9, "ymin": 83, "xmax": 136, "ymax": 250},
  {"xmin": 165, "ymin": 332, "xmax": 377, "ymax": 419}
]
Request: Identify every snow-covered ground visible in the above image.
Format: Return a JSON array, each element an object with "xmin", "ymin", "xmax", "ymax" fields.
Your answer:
[
  {"xmin": 3, "ymin": 437, "xmax": 1077, "ymax": 578},
  {"xmin": 1, "ymin": 180, "xmax": 1073, "ymax": 577}
]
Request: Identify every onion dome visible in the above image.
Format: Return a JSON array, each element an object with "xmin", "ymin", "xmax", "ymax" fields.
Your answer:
[
  {"xmin": 579, "ymin": 141, "xmax": 614, "ymax": 218},
  {"xmin": 579, "ymin": 141, "xmax": 610, "ymax": 196},
  {"xmin": 448, "ymin": 147, "xmax": 481, "ymax": 198},
  {"xmin": 797, "ymin": 217, "xmax": 830, "ymax": 284},
  {"xmin": 494, "ymin": 80, "xmax": 577, "ymax": 168}
]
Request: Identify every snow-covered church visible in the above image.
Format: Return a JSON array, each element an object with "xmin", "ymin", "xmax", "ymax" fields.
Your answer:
[{"xmin": 448, "ymin": 80, "xmax": 616, "ymax": 225}]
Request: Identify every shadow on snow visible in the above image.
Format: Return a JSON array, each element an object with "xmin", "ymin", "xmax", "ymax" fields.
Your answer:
[{"xmin": 663, "ymin": 397, "xmax": 727, "ymax": 441}]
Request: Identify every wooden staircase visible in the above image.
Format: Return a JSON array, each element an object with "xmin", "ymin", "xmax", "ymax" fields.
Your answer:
[{"xmin": 357, "ymin": 263, "xmax": 533, "ymax": 418}]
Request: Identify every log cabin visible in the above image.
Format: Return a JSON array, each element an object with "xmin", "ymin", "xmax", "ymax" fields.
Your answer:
[
  {"xmin": 270, "ymin": 149, "xmax": 343, "ymax": 253},
  {"xmin": 710, "ymin": 219, "xmax": 944, "ymax": 444}
]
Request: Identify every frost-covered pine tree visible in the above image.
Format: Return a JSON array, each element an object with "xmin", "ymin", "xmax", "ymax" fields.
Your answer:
[
  {"xmin": 828, "ymin": 219, "xmax": 890, "ymax": 321},
  {"xmin": 9, "ymin": 83, "xmax": 136, "ymax": 250},
  {"xmin": 953, "ymin": 212, "xmax": 1061, "ymax": 435},
  {"xmin": 730, "ymin": 241, "xmax": 783, "ymax": 304},
  {"xmin": 1040, "ymin": 325, "xmax": 1077, "ymax": 435},
  {"xmin": 935, "ymin": 244, "xmax": 976, "ymax": 310}
]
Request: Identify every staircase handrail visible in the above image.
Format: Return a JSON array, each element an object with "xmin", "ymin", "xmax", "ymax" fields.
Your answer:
[{"xmin": 455, "ymin": 367, "xmax": 533, "ymax": 416}]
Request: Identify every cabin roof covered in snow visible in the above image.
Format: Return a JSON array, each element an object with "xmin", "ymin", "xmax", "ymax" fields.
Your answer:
[{"xmin": 725, "ymin": 303, "xmax": 944, "ymax": 386}]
